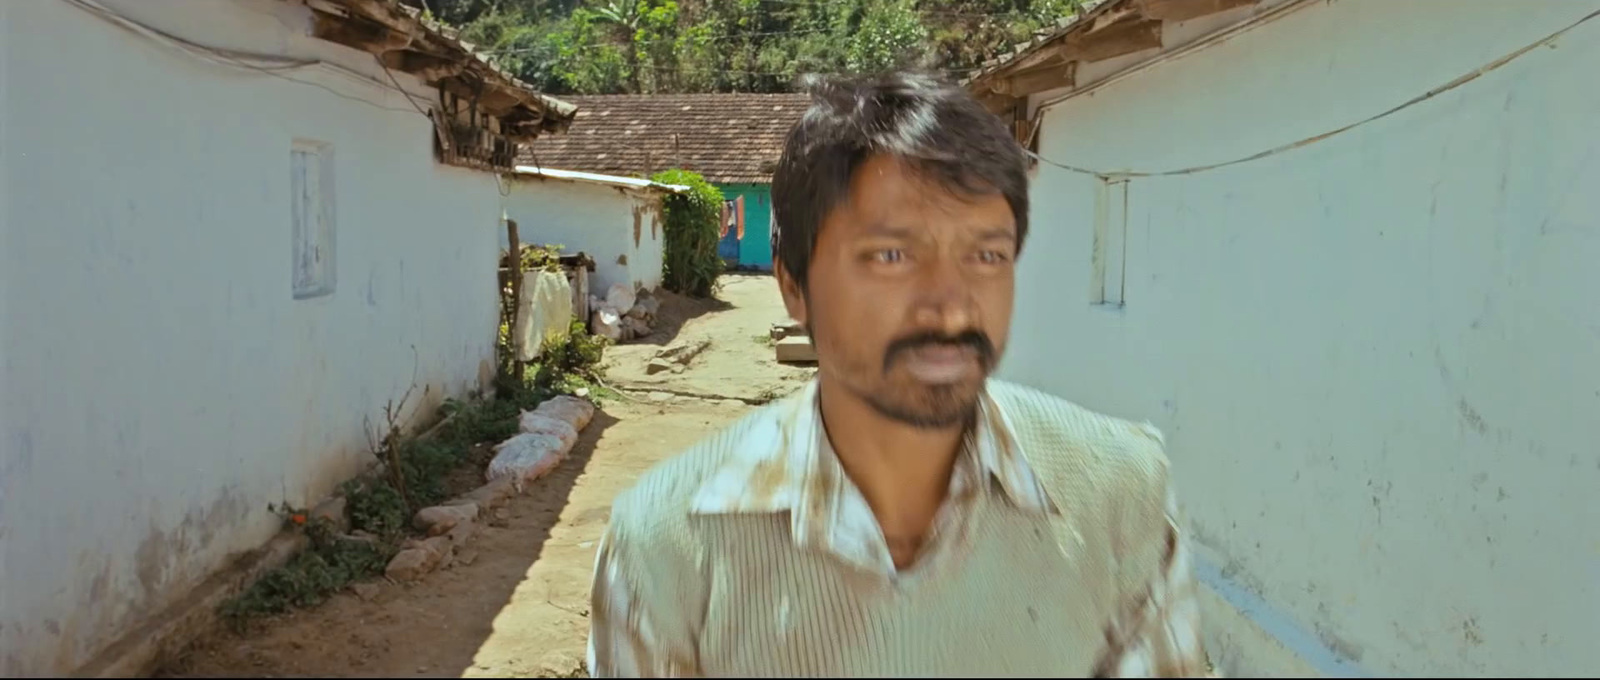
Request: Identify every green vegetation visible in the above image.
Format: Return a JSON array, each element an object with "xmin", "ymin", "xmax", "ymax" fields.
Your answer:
[
  {"xmin": 220, "ymin": 322, "xmax": 609, "ymax": 629},
  {"xmin": 410, "ymin": 0, "xmax": 1088, "ymax": 94},
  {"xmin": 654, "ymin": 169, "xmax": 725, "ymax": 298}
]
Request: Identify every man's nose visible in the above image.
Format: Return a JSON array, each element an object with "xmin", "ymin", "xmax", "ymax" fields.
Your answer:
[{"xmin": 911, "ymin": 256, "xmax": 974, "ymax": 334}]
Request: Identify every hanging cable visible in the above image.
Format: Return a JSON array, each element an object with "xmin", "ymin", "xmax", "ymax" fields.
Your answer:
[
  {"xmin": 1026, "ymin": 6, "xmax": 1600, "ymax": 181},
  {"xmin": 63, "ymin": 0, "xmax": 437, "ymax": 116}
]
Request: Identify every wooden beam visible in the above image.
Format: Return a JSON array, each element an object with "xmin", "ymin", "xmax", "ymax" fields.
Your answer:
[
  {"xmin": 1062, "ymin": 16, "xmax": 1163, "ymax": 63},
  {"xmin": 976, "ymin": 91, "xmax": 1020, "ymax": 116},
  {"xmin": 310, "ymin": 12, "xmax": 412, "ymax": 54},
  {"xmin": 1134, "ymin": 0, "xmax": 1258, "ymax": 22},
  {"xmin": 1000, "ymin": 60, "xmax": 1079, "ymax": 98},
  {"xmin": 380, "ymin": 50, "xmax": 465, "ymax": 83},
  {"xmin": 1005, "ymin": 45, "xmax": 1069, "ymax": 74},
  {"xmin": 335, "ymin": 0, "xmax": 417, "ymax": 35}
]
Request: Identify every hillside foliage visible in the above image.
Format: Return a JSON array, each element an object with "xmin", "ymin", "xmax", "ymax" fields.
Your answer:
[{"xmin": 405, "ymin": 0, "xmax": 1086, "ymax": 94}]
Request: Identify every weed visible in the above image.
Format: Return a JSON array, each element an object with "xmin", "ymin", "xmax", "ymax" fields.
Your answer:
[
  {"xmin": 752, "ymin": 333, "xmax": 776, "ymax": 348},
  {"xmin": 653, "ymin": 169, "xmax": 724, "ymax": 298},
  {"xmin": 219, "ymin": 508, "xmax": 395, "ymax": 631}
]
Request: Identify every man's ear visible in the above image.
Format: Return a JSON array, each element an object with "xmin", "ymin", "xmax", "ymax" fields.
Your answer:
[{"xmin": 774, "ymin": 262, "xmax": 808, "ymax": 327}]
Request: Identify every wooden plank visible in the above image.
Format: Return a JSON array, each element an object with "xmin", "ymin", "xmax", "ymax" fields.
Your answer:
[
  {"xmin": 1001, "ymin": 60, "xmax": 1078, "ymax": 98},
  {"xmin": 381, "ymin": 50, "xmax": 465, "ymax": 83},
  {"xmin": 1064, "ymin": 17, "xmax": 1163, "ymax": 63},
  {"xmin": 1134, "ymin": 0, "xmax": 1258, "ymax": 22},
  {"xmin": 309, "ymin": 12, "xmax": 411, "ymax": 54}
]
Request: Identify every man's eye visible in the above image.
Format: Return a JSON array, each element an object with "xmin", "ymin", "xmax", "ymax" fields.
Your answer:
[
  {"xmin": 976, "ymin": 250, "xmax": 1009, "ymax": 264},
  {"xmin": 872, "ymin": 249, "xmax": 905, "ymax": 263}
]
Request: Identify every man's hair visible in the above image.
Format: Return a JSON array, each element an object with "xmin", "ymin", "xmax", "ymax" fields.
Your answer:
[{"xmin": 770, "ymin": 70, "xmax": 1030, "ymax": 290}]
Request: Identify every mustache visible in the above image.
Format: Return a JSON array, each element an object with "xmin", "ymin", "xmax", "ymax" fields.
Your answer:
[{"xmin": 882, "ymin": 330, "xmax": 996, "ymax": 373}]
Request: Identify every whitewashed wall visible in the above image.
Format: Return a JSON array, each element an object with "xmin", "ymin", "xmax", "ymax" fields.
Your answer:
[
  {"xmin": 0, "ymin": 0, "xmax": 506, "ymax": 673},
  {"xmin": 1002, "ymin": 1, "xmax": 1600, "ymax": 676},
  {"xmin": 504, "ymin": 177, "xmax": 665, "ymax": 295}
]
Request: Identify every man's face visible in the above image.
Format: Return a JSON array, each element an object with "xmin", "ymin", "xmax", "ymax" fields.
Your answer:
[{"xmin": 779, "ymin": 154, "xmax": 1017, "ymax": 428}]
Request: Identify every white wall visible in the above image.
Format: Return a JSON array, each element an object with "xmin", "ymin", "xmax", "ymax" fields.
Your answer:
[
  {"xmin": 0, "ymin": 1, "xmax": 506, "ymax": 673},
  {"xmin": 504, "ymin": 177, "xmax": 664, "ymax": 295},
  {"xmin": 1002, "ymin": 1, "xmax": 1600, "ymax": 676}
]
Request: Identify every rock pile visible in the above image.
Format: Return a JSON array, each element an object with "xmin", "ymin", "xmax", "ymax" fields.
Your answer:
[
  {"xmin": 383, "ymin": 395, "xmax": 597, "ymax": 583},
  {"xmin": 589, "ymin": 283, "xmax": 661, "ymax": 342}
]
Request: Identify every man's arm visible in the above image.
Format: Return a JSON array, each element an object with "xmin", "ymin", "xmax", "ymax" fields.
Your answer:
[
  {"xmin": 1098, "ymin": 486, "xmax": 1217, "ymax": 678},
  {"xmin": 586, "ymin": 529, "xmax": 698, "ymax": 678}
]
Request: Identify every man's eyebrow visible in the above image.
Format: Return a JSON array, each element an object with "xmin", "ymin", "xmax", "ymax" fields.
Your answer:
[
  {"xmin": 974, "ymin": 227, "xmax": 1017, "ymax": 241},
  {"xmin": 859, "ymin": 224, "xmax": 919, "ymax": 239}
]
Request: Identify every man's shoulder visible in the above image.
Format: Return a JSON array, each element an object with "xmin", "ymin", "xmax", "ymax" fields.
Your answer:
[{"xmin": 985, "ymin": 378, "xmax": 1171, "ymax": 488}]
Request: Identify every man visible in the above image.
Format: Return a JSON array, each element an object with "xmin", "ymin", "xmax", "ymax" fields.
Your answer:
[{"xmin": 587, "ymin": 71, "xmax": 1212, "ymax": 677}]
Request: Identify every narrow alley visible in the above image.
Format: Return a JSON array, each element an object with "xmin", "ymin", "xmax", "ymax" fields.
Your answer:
[{"xmin": 158, "ymin": 276, "xmax": 813, "ymax": 678}]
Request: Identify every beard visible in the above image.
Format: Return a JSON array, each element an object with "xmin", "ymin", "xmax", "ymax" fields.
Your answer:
[{"xmin": 820, "ymin": 325, "xmax": 999, "ymax": 429}]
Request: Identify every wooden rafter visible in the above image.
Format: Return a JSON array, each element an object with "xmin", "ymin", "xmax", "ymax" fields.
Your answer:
[{"xmin": 969, "ymin": 0, "xmax": 1264, "ymax": 101}]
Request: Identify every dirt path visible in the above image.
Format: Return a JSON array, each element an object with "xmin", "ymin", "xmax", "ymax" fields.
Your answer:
[
  {"xmin": 162, "ymin": 275, "xmax": 811, "ymax": 678},
  {"xmin": 604, "ymin": 273, "xmax": 814, "ymax": 402}
]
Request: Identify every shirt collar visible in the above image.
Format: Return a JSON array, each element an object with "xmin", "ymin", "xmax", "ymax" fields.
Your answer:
[{"xmin": 688, "ymin": 377, "xmax": 1060, "ymax": 519}]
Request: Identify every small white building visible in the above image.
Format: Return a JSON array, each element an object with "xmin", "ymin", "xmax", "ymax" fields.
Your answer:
[
  {"xmin": 503, "ymin": 166, "xmax": 686, "ymax": 295},
  {"xmin": 0, "ymin": 0, "xmax": 576, "ymax": 675},
  {"xmin": 969, "ymin": 0, "xmax": 1600, "ymax": 676}
]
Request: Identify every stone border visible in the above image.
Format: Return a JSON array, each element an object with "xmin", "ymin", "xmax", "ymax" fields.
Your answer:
[{"xmin": 383, "ymin": 395, "xmax": 597, "ymax": 583}]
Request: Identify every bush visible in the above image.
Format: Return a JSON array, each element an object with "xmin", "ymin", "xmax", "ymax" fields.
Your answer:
[{"xmin": 652, "ymin": 169, "xmax": 724, "ymax": 297}]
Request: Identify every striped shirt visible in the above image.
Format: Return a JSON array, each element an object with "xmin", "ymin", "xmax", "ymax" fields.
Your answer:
[{"xmin": 587, "ymin": 378, "xmax": 1213, "ymax": 677}]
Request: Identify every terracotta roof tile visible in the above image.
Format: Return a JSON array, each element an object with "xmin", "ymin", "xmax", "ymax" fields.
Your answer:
[{"xmin": 519, "ymin": 94, "xmax": 811, "ymax": 185}]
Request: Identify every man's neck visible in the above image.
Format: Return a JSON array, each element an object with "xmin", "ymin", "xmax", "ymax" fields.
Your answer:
[{"xmin": 816, "ymin": 378, "xmax": 967, "ymax": 555}]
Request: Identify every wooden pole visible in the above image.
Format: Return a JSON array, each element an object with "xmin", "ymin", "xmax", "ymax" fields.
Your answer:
[{"xmin": 506, "ymin": 219, "xmax": 523, "ymax": 371}]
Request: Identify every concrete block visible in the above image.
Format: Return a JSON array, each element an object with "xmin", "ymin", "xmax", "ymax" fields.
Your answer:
[{"xmin": 775, "ymin": 336, "xmax": 817, "ymax": 363}]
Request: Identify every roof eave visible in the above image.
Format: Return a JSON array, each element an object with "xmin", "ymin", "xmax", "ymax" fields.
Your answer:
[
  {"xmin": 303, "ymin": 0, "xmax": 577, "ymax": 136},
  {"xmin": 964, "ymin": 0, "xmax": 1267, "ymax": 113}
]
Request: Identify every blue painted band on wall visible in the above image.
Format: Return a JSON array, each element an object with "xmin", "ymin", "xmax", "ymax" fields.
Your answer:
[{"xmin": 1191, "ymin": 555, "xmax": 1371, "ymax": 678}]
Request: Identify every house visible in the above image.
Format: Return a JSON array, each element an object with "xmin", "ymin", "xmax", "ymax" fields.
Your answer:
[
  {"xmin": 967, "ymin": 0, "xmax": 1600, "ymax": 676},
  {"xmin": 503, "ymin": 167, "xmax": 685, "ymax": 297},
  {"xmin": 519, "ymin": 93, "xmax": 811, "ymax": 271},
  {"xmin": 0, "ymin": 0, "xmax": 577, "ymax": 675}
]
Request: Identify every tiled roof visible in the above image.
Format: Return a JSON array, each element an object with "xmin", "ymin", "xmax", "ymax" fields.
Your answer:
[{"xmin": 519, "ymin": 94, "xmax": 811, "ymax": 185}]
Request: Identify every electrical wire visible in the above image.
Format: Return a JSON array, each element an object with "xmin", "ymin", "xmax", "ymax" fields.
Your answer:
[
  {"xmin": 62, "ymin": 0, "xmax": 438, "ymax": 116},
  {"xmin": 63, "ymin": 0, "xmax": 320, "ymax": 70},
  {"xmin": 1026, "ymin": 5, "xmax": 1600, "ymax": 181}
]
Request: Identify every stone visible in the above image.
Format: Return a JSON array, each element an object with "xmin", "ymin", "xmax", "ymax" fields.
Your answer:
[
  {"xmin": 534, "ymin": 395, "xmax": 596, "ymax": 430},
  {"xmin": 591, "ymin": 308, "xmax": 622, "ymax": 341},
  {"xmin": 626, "ymin": 302, "xmax": 650, "ymax": 319},
  {"xmin": 775, "ymin": 335, "xmax": 818, "ymax": 363},
  {"xmin": 385, "ymin": 547, "xmax": 440, "ymax": 582},
  {"xmin": 638, "ymin": 296, "xmax": 661, "ymax": 316},
  {"xmin": 648, "ymin": 391, "xmax": 674, "ymax": 402},
  {"xmin": 645, "ymin": 358, "xmax": 674, "ymax": 375},
  {"xmin": 457, "ymin": 550, "xmax": 481, "ymax": 567},
  {"xmin": 604, "ymin": 283, "xmax": 636, "ymax": 315},
  {"xmin": 414, "ymin": 503, "xmax": 478, "ymax": 536},
  {"xmin": 310, "ymin": 496, "xmax": 349, "ymax": 532},
  {"xmin": 351, "ymin": 582, "xmax": 380, "ymax": 601},
  {"xmin": 771, "ymin": 318, "xmax": 804, "ymax": 340},
  {"xmin": 655, "ymin": 339, "xmax": 710, "ymax": 364},
  {"xmin": 671, "ymin": 365, "xmax": 685, "ymax": 374},
  {"xmin": 446, "ymin": 520, "xmax": 477, "ymax": 546},
  {"xmin": 625, "ymin": 316, "xmax": 652, "ymax": 338},
  {"xmin": 458, "ymin": 477, "xmax": 517, "ymax": 510}
]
